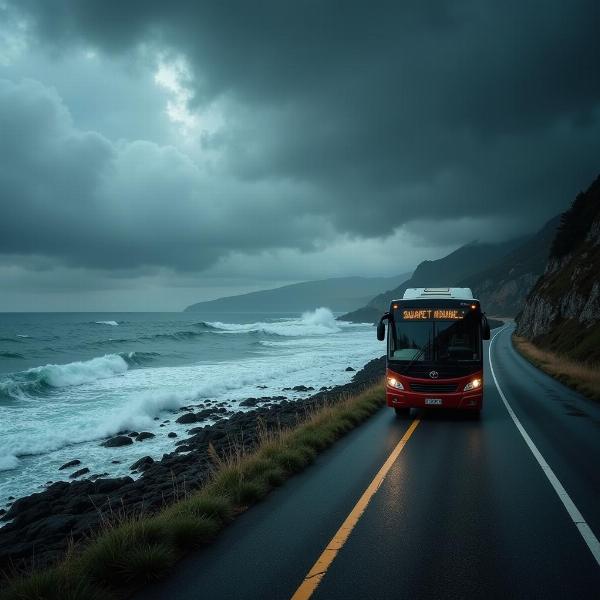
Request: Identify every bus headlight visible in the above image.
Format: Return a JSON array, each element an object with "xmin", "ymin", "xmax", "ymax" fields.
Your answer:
[
  {"xmin": 464, "ymin": 378, "xmax": 481, "ymax": 391},
  {"xmin": 387, "ymin": 377, "xmax": 404, "ymax": 390}
]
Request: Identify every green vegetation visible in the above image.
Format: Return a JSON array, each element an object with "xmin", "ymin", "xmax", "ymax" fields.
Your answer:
[
  {"xmin": 513, "ymin": 335, "xmax": 600, "ymax": 402},
  {"xmin": 551, "ymin": 176, "xmax": 600, "ymax": 259},
  {"xmin": 1, "ymin": 383, "xmax": 385, "ymax": 600}
]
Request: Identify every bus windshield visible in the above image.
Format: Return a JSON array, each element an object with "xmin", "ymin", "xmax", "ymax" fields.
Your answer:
[{"xmin": 389, "ymin": 315, "xmax": 481, "ymax": 363}]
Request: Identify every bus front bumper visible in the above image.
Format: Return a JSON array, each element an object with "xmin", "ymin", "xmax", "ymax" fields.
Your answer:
[{"xmin": 386, "ymin": 372, "xmax": 483, "ymax": 411}]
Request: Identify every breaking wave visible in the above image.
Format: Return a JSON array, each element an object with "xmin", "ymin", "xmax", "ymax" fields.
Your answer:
[
  {"xmin": 0, "ymin": 352, "xmax": 162, "ymax": 401},
  {"xmin": 0, "ymin": 455, "xmax": 19, "ymax": 472},
  {"xmin": 95, "ymin": 320, "xmax": 119, "ymax": 326},
  {"xmin": 0, "ymin": 354, "xmax": 129, "ymax": 400},
  {"xmin": 121, "ymin": 351, "xmax": 160, "ymax": 366},
  {"xmin": 207, "ymin": 307, "xmax": 342, "ymax": 337}
]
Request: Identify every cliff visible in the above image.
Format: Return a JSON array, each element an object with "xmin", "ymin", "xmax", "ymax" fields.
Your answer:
[
  {"xmin": 516, "ymin": 175, "xmax": 600, "ymax": 363},
  {"xmin": 459, "ymin": 215, "xmax": 560, "ymax": 316}
]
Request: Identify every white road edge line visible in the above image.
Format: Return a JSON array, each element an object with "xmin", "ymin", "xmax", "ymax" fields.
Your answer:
[{"xmin": 489, "ymin": 326, "xmax": 600, "ymax": 567}]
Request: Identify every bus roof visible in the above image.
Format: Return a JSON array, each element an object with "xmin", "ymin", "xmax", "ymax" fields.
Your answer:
[{"xmin": 396, "ymin": 287, "xmax": 474, "ymax": 301}]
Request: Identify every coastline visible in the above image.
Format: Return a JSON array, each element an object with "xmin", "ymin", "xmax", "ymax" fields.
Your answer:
[{"xmin": 0, "ymin": 356, "xmax": 385, "ymax": 576}]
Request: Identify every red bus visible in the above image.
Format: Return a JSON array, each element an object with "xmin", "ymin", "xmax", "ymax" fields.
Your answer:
[{"xmin": 377, "ymin": 288, "xmax": 490, "ymax": 416}]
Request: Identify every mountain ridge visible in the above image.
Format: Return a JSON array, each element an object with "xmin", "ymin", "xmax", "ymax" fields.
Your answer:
[
  {"xmin": 183, "ymin": 274, "xmax": 412, "ymax": 313},
  {"xmin": 339, "ymin": 238, "xmax": 526, "ymax": 322}
]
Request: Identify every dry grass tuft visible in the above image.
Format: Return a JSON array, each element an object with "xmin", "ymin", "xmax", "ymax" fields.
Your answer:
[{"xmin": 513, "ymin": 335, "xmax": 600, "ymax": 402}]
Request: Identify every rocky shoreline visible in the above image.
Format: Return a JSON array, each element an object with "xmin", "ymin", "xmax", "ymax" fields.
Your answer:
[{"xmin": 0, "ymin": 356, "xmax": 385, "ymax": 576}]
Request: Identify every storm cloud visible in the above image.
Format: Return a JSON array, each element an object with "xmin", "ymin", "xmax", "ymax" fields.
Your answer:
[{"xmin": 0, "ymin": 0, "xmax": 599, "ymax": 308}]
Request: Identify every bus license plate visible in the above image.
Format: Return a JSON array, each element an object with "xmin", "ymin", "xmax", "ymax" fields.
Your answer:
[{"xmin": 425, "ymin": 398, "xmax": 443, "ymax": 405}]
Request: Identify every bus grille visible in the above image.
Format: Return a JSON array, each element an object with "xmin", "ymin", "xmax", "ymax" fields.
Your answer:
[{"xmin": 410, "ymin": 383, "xmax": 458, "ymax": 393}]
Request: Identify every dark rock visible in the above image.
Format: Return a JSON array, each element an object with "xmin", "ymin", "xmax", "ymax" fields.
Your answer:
[
  {"xmin": 89, "ymin": 473, "xmax": 109, "ymax": 481},
  {"xmin": 176, "ymin": 407, "xmax": 228, "ymax": 424},
  {"xmin": 241, "ymin": 397, "xmax": 259, "ymax": 407},
  {"xmin": 135, "ymin": 432, "xmax": 155, "ymax": 442},
  {"xmin": 167, "ymin": 432, "xmax": 177, "ymax": 438},
  {"xmin": 93, "ymin": 477, "xmax": 133, "ymax": 494},
  {"xmin": 176, "ymin": 412, "xmax": 198, "ymax": 424},
  {"xmin": 0, "ymin": 355, "xmax": 386, "ymax": 574},
  {"xmin": 345, "ymin": 366, "xmax": 355, "ymax": 371},
  {"xmin": 153, "ymin": 417, "xmax": 160, "ymax": 421},
  {"xmin": 292, "ymin": 385, "xmax": 314, "ymax": 392},
  {"xmin": 58, "ymin": 460, "xmax": 81, "ymax": 471},
  {"xmin": 256, "ymin": 385, "xmax": 267, "ymax": 389},
  {"xmin": 320, "ymin": 386, "xmax": 329, "ymax": 391},
  {"xmin": 111, "ymin": 460, "xmax": 121, "ymax": 464},
  {"xmin": 69, "ymin": 468, "xmax": 90, "ymax": 479},
  {"xmin": 130, "ymin": 456, "xmax": 154, "ymax": 471},
  {"xmin": 101, "ymin": 435, "xmax": 134, "ymax": 448},
  {"xmin": 128, "ymin": 431, "xmax": 139, "ymax": 437}
]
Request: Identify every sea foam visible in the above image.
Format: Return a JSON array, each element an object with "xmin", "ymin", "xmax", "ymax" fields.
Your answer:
[
  {"xmin": 0, "ymin": 454, "xmax": 19, "ymax": 472},
  {"xmin": 208, "ymin": 307, "xmax": 342, "ymax": 337},
  {"xmin": 0, "ymin": 354, "xmax": 129, "ymax": 400}
]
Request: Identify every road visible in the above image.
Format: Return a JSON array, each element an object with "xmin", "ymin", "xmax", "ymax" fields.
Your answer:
[{"xmin": 141, "ymin": 325, "xmax": 600, "ymax": 599}]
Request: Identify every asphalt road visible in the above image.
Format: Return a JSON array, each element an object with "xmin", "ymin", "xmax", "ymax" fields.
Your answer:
[{"xmin": 141, "ymin": 325, "xmax": 600, "ymax": 599}]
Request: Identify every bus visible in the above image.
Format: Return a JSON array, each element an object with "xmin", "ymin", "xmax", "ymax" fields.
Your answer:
[{"xmin": 377, "ymin": 287, "xmax": 490, "ymax": 416}]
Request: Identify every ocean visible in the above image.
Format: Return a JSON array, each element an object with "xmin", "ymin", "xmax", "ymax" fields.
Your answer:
[{"xmin": 0, "ymin": 309, "xmax": 379, "ymax": 506}]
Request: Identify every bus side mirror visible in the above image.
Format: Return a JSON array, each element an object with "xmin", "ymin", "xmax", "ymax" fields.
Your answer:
[
  {"xmin": 377, "ymin": 312, "xmax": 390, "ymax": 341},
  {"xmin": 481, "ymin": 314, "xmax": 491, "ymax": 340}
]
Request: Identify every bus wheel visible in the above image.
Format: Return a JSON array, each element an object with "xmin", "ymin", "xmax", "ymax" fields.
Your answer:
[{"xmin": 394, "ymin": 407, "xmax": 411, "ymax": 418}]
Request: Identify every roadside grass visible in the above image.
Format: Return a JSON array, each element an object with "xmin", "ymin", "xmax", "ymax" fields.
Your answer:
[
  {"xmin": 512, "ymin": 335, "xmax": 600, "ymax": 402},
  {"xmin": 0, "ymin": 382, "xmax": 385, "ymax": 600}
]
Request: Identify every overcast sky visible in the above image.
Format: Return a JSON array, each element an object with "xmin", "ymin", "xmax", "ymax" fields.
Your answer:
[{"xmin": 1, "ymin": 1, "xmax": 598, "ymax": 311}]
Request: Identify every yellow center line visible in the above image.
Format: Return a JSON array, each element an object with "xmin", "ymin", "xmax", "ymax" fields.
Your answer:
[{"xmin": 291, "ymin": 417, "xmax": 421, "ymax": 600}]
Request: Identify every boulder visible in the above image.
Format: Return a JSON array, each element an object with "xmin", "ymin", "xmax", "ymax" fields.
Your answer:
[
  {"xmin": 345, "ymin": 366, "xmax": 355, "ymax": 372},
  {"xmin": 167, "ymin": 432, "xmax": 177, "ymax": 438},
  {"xmin": 176, "ymin": 412, "xmax": 198, "ymax": 424},
  {"xmin": 130, "ymin": 456, "xmax": 154, "ymax": 471},
  {"xmin": 58, "ymin": 460, "xmax": 81, "ymax": 471},
  {"xmin": 241, "ymin": 397, "xmax": 259, "ymax": 407},
  {"xmin": 292, "ymin": 385, "xmax": 314, "ymax": 392},
  {"xmin": 69, "ymin": 468, "xmax": 90, "ymax": 479},
  {"xmin": 135, "ymin": 432, "xmax": 155, "ymax": 442},
  {"xmin": 101, "ymin": 435, "xmax": 134, "ymax": 448}
]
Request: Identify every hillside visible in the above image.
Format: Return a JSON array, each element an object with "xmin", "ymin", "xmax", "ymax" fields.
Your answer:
[
  {"xmin": 516, "ymin": 175, "xmax": 600, "ymax": 364},
  {"xmin": 459, "ymin": 215, "xmax": 560, "ymax": 316},
  {"xmin": 340, "ymin": 238, "xmax": 524, "ymax": 322},
  {"xmin": 183, "ymin": 274, "xmax": 411, "ymax": 313}
]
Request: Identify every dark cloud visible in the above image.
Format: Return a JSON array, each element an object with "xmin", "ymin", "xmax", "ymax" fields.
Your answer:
[
  {"xmin": 0, "ymin": 78, "xmax": 328, "ymax": 272},
  {"xmin": 1, "ymin": 0, "xmax": 599, "ymax": 291}
]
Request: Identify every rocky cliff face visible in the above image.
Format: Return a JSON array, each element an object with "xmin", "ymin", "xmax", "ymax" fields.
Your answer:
[
  {"xmin": 516, "ymin": 175, "xmax": 600, "ymax": 363},
  {"xmin": 460, "ymin": 215, "xmax": 560, "ymax": 316}
]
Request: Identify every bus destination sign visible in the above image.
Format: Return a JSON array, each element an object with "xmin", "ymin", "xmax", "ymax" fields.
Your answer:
[{"xmin": 399, "ymin": 309, "xmax": 466, "ymax": 320}]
